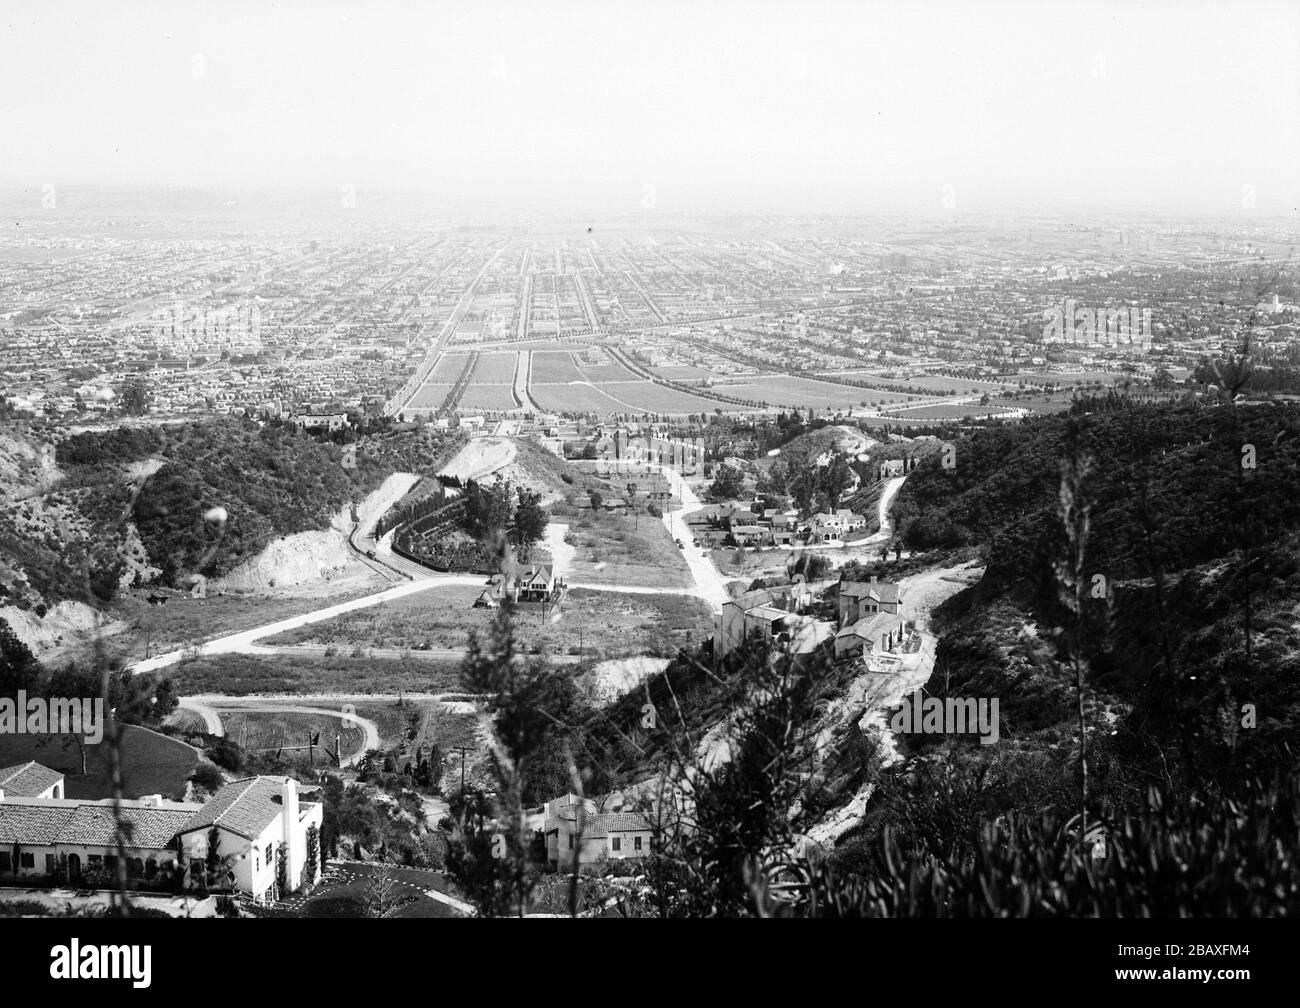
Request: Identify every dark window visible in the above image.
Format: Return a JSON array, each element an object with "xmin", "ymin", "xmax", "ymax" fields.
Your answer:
[
  {"xmin": 45, "ymin": 854, "xmax": 56, "ymax": 874},
  {"xmin": 0, "ymin": 853, "xmax": 11, "ymax": 872},
  {"xmin": 611, "ymin": 837, "xmax": 621, "ymax": 852},
  {"xmin": 19, "ymin": 853, "xmax": 35, "ymax": 869},
  {"xmin": 88, "ymin": 855, "xmax": 103, "ymax": 867},
  {"xmin": 634, "ymin": 836, "xmax": 643, "ymax": 852},
  {"xmin": 568, "ymin": 834, "xmax": 574, "ymax": 850}
]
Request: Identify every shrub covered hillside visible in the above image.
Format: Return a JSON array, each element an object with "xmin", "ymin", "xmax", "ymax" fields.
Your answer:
[
  {"xmin": 0, "ymin": 417, "xmax": 465, "ymax": 611},
  {"xmin": 885, "ymin": 398, "xmax": 1300, "ymax": 800}
]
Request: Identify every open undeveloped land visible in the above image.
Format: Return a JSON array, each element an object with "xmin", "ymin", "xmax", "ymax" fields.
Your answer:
[
  {"xmin": 168, "ymin": 652, "xmax": 464, "ymax": 696},
  {"xmin": 262, "ymin": 583, "xmax": 712, "ymax": 658},
  {"xmin": 550, "ymin": 503, "xmax": 693, "ymax": 589}
]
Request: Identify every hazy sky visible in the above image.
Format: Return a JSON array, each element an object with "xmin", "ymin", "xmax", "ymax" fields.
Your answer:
[{"xmin": 2, "ymin": 0, "xmax": 1297, "ymax": 215}]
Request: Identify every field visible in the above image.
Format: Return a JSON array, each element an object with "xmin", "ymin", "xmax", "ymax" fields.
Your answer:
[
  {"xmin": 407, "ymin": 383, "xmax": 453, "ymax": 409},
  {"xmin": 0, "ymin": 723, "xmax": 199, "ymax": 800},
  {"xmin": 601, "ymin": 382, "xmax": 731, "ymax": 414},
  {"xmin": 260, "ymin": 582, "xmax": 710, "ymax": 657},
  {"xmin": 651, "ymin": 364, "xmax": 723, "ymax": 381},
  {"xmin": 429, "ymin": 354, "xmax": 471, "ymax": 383},
  {"xmin": 885, "ymin": 402, "xmax": 1004, "ymax": 420},
  {"xmin": 220, "ymin": 710, "xmax": 364, "ymax": 760},
  {"xmin": 468, "ymin": 352, "xmax": 518, "ymax": 384},
  {"xmin": 552, "ymin": 503, "xmax": 694, "ymax": 589},
  {"xmin": 168, "ymin": 652, "xmax": 463, "ymax": 696},
  {"xmin": 457, "ymin": 384, "xmax": 519, "ymax": 411},
  {"xmin": 720, "ymin": 375, "xmax": 936, "ymax": 409},
  {"xmin": 530, "ymin": 382, "xmax": 643, "ymax": 415},
  {"xmin": 106, "ymin": 587, "xmax": 382, "ymax": 666},
  {"xmin": 576, "ymin": 358, "xmax": 642, "ymax": 383},
  {"xmin": 530, "ymin": 351, "xmax": 586, "ymax": 383}
]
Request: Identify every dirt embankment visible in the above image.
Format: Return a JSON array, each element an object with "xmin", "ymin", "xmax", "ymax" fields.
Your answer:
[
  {"xmin": 0, "ymin": 599, "xmax": 122, "ymax": 662},
  {"xmin": 209, "ymin": 473, "xmax": 419, "ymax": 594}
]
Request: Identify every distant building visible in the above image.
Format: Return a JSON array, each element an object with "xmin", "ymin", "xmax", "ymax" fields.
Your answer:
[{"xmin": 290, "ymin": 412, "xmax": 348, "ymax": 433}]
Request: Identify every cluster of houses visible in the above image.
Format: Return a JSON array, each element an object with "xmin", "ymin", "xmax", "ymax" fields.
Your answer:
[
  {"xmin": 714, "ymin": 573, "xmax": 911, "ymax": 671},
  {"xmin": 0, "ymin": 762, "xmax": 323, "ymax": 905},
  {"xmin": 710, "ymin": 501, "xmax": 872, "ymax": 548}
]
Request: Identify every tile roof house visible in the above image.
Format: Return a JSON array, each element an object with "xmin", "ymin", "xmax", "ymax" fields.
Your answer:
[
  {"xmin": 0, "ymin": 763, "xmax": 200, "ymax": 886},
  {"xmin": 0, "ymin": 765, "xmax": 322, "ymax": 903},
  {"xmin": 0, "ymin": 761, "xmax": 65, "ymax": 800},
  {"xmin": 177, "ymin": 776, "xmax": 323, "ymax": 903},
  {"xmin": 543, "ymin": 793, "xmax": 653, "ymax": 870}
]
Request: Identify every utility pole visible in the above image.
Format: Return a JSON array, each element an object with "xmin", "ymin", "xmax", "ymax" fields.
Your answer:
[{"xmin": 451, "ymin": 746, "xmax": 472, "ymax": 794}]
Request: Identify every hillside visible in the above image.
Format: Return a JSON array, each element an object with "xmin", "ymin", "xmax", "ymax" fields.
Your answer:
[
  {"xmin": 554, "ymin": 399, "xmax": 1300, "ymax": 873},
  {"xmin": 0, "ymin": 417, "xmax": 465, "ymax": 616}
]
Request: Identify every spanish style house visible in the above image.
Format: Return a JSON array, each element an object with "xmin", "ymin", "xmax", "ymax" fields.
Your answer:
[
  {"xmin": 543, "ymin": 793, "xmax": 653, "ymax": 871},
  {"xmin": 0, "ymin": 766, "xmax": 322, "ymax": 903},
  {"xmin": 0, "ymin": 761, "xmax": 65, "ymax": 800},
  {"xmin": 177, "ymin": 776, "xmax": 323, "ymax": 903}
]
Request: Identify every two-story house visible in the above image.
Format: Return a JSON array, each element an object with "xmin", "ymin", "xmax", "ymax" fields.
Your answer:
[
  {"xmin": 176, "ymin": 776, "xmax": 324, "ymax": 904},
  {"xmin": 543, "ymin": 794, "xmax": 653, "ymax": 872}
]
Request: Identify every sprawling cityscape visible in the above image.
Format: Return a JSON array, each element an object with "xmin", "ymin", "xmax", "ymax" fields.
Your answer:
[{"xmin": 0, "ymin": 0, "xmax": 1297, "ymax": 983}]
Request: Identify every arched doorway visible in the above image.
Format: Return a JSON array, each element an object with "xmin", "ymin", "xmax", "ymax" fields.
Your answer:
[{"xmin": 67, "ymin": 853, "xmax": 81, "ymax": 881}]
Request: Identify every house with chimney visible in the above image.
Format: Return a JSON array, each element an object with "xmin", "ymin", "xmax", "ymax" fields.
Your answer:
[
  {"xmin": 476, "ymin": 564, "xmax": 565, "ymax": 606},
  {"xmin": 833, "ymin": 575, "xmax": 909, "ymax": 664},
  {"xmin": 0, "ymin": 765, "xmax": 322, "ymax": 903},
  {"xmin": 176, "ymin": 776, "xmax": 323, "ymax": 904}
]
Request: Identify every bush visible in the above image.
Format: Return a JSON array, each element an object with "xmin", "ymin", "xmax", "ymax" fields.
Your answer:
[{"xmin": 189, "ymin": 761, "xmax": 225, "ymax": 793}]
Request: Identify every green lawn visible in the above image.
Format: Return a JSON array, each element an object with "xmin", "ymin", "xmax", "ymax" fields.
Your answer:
[{"xmin": 0, "ymin": 722, "xmax": 199, "ymax": 800}]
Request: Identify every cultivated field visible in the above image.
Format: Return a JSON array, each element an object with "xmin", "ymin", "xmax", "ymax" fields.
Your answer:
[
  {"xmin": 407, "ymin": 383, "xmax": 453, "ymax": 409},
  {"xmin": 469, "ymin": 352, "xmax": 519, "ymax": 384},
  {"xmin": 720, "ymin": 375, "xmax": 936, "ymax": 409},
  {"xmin": 429, "ymin": 354, "xmax": 470, "ymax": 382},
  {"xmin": 458, "ymin": 384, "xmax": 519, "ymax": 411},
  {"xmin": 603, "ymin": 382, "xmax": 731, "ymax": 414},
  {"xmin": 531, "ymin": 351, "xmax": 586, "ymax": 383},
  {"xmin": 576, "ymin": 358, "xmax": 642, "ymax": 383},
  {"xmin": 530, "ymin": 382, "xmax": 641, "ymax": 414}
]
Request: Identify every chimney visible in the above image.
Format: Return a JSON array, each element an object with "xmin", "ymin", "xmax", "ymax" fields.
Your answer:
[
  {"xmin": 281, "ymin": 778, "xmax": 300, "ymax": 891},
  {"xmin": 869, "ymin": 575, "xmax": 877, "ymax": 588}
]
